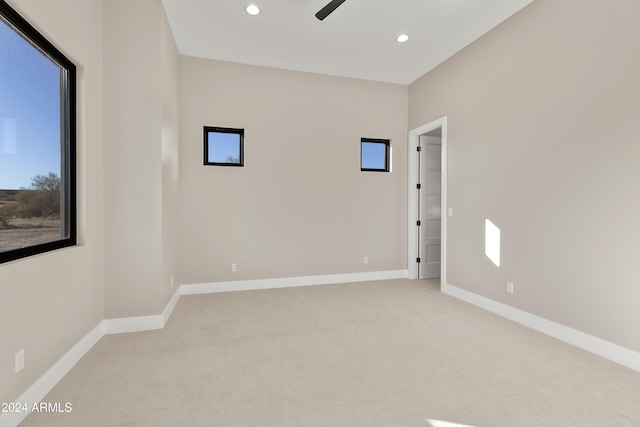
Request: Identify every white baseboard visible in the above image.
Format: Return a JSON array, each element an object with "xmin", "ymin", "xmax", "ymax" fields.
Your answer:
[
  {"xmin": 180, "ymin": 270, "xmax": 409, "ymax": 295},
  {"xmin": 104, "ymin": 288, "xmax": 181, "ymax": 334},
  {"xmin": 0, "ymin": 322, "xmax": 104, "ymax": 427},
  {"xmin": 443, "ymin": 283, "xmax": 640, "ymax": 373},
  {"xmin": 163, "ymin": 287, "xmax": 181, "ymax": 325},
  {"xmin": 103, "ymin": 314, "xmax": 164, "ymax": 335}
]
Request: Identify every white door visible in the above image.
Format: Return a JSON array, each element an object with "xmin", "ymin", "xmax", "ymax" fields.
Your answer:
[{"xmin": 419, "ymin": 135, "xmax": 441, "ymax": 279}]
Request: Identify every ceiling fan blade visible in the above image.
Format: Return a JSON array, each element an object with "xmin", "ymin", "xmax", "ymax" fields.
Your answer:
[{"xmin": 315, "ymin": 0, "xmax": 346, "ymax": 20}]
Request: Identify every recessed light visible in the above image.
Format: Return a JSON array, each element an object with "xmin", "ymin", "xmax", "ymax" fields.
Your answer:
[
  {"xmin": 396, "ymin": 34, "xmax": 409, "ymax": 43},
  {"xmin": 246, "ymin": 4, "xmax": 260, "ymax": 15}
]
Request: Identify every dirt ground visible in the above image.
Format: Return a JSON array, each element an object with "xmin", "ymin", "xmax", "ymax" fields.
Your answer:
[{"xmin": 0, "ymin": 217, "xmax": 63, "ymax": 251}]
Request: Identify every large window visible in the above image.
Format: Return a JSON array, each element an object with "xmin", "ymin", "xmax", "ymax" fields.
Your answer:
[{"xmin": 0, "ymin": 1, "xmax": 76, "ymax": 264}]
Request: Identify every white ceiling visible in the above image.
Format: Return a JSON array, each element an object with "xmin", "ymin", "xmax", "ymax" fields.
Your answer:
[{"xmin": 162, "ymin": 0, "xmax": 534, "ymax": 85}]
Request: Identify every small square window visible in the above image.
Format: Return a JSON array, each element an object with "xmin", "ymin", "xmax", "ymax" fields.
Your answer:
[
  {"xmin": 204, "ymin": 126, "xmax": 244, "ymax": 166},
  {"xmin": 361, "ymin": 138, "xmax": 390, "ymax": 172}
]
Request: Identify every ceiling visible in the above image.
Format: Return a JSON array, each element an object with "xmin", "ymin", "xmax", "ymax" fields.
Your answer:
[{"xmin": 162, "ymin": 0, "xmax": 534, "ymax": 85}]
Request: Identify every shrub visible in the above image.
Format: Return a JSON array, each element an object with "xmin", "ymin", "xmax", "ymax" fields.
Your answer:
[
  {"xmin": 0, "ymin": 204, "xmax": 13, "ymax": 227},
  {"xmin": 15, "ymin": 173, "xmax": 61, "ymax": 219}
]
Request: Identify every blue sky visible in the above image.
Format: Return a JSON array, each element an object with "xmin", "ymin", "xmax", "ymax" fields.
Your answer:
[
  {"xmin": 207, "ymin": 132, "xmax": 241, "ymax": 163},
  {"xmin": 0, "ymin": 18, "xmax": 61, "ymax": 190},
  {"xmin": 361, "ymin": 141, "xmax": 386, "ymax": 170}
]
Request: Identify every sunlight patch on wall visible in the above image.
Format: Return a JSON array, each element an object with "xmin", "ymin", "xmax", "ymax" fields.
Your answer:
[
  {"xmin": 485, "ymin": 218, "xmax": 500, "ymax": 267},
  {"xmin": 427, "ymin": 419, "xmax": 476, "ymax": 427}
]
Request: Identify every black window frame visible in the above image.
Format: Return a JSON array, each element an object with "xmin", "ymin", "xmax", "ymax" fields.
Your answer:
[
  {"xmin": 0, "ymin": 0, "xmax": 77, "ymax": 264},
  {"xmin": 203, "ymin": 126, "xmax": 244, "ymax": 167},
  {"xmin": 360, "ymin": 138, "xmax": 390, "ymax": 172}
]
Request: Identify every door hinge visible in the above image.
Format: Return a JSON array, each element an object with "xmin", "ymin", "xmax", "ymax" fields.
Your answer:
[
  {"xmin": 417, "ymin": 221, "xmax": 421, "ymax": 226},
  {"xmin": 417, "ymin": 183, "xmax": 421, "ymax": 189},
  {"xmin": 417, "ymin": 146, "xmax": 422, "ymax": 152},
  {"xmin": 416, "ymin": 257, "xmax": 421, "ymax": 263}
]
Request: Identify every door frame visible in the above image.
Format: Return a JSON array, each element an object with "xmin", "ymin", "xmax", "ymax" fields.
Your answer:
[{"xmin": 407, "ymin": 116, "xmax": 448, "ymax": 289}]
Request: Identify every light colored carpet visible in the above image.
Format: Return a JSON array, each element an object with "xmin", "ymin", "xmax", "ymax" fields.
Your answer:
[{"xmin": 20, "ymin": 279, "xmax": 640, "ymax": 426}]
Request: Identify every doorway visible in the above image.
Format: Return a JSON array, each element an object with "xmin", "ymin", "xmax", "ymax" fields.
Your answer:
[
  {"xmin": 407, "ymin": 117, "xmax": 447, "ymax": 288},
  {"xmin": 419, "ymin": 132, "xmax": 442, "ymax": 279}
]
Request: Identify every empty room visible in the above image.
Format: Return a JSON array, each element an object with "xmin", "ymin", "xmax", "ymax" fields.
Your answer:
[{"xmin": 1, "ymin": 0, "xmax": 639, "ymax": 426}]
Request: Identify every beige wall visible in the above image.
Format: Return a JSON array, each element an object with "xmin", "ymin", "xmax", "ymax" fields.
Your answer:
[
  {"xmin": 0, "ymin": 0, "xmax": 105, "ymax": 406},
  {"xmin": 179, "ymin": 58, "xmax": 408, "ymax": 284},
  {"xmin": 409, "ymin": 0, "xmax": 640, "ymax": 352},
  {"xmin": 103, "ymin": 0, "xmax": 180, "ymax": 318}
]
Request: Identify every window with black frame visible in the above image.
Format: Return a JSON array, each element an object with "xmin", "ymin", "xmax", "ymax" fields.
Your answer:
[
  {"xmin": 204, "ymin": 126, "xmax": 244, "ymax": 167},
  {"xmin": 0, "ymin": 0, "xmax": 76, "ymax": 264},
  {"xmin": 361, "ymin": 138, "xmax": 390, "ymax": 172}
]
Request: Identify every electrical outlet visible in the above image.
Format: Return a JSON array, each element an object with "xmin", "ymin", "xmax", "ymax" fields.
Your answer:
[
  {"xmin": 364, "ymin": 256, "xmax": 369, "ymax": 265},
  {"xmin": 15, "ymin": 349, "xmax": 24, "ymax": 374},
  {"xmin": 447, "ymin": 208, "xmax": 453, "ymax": 217},
  {"xmin": 231, "ymin": 263, "xmax": 237, "ymax": 272},
  {"xmin": 506, "ymin": 281, "xmax": 514, "ymax": 294}
]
